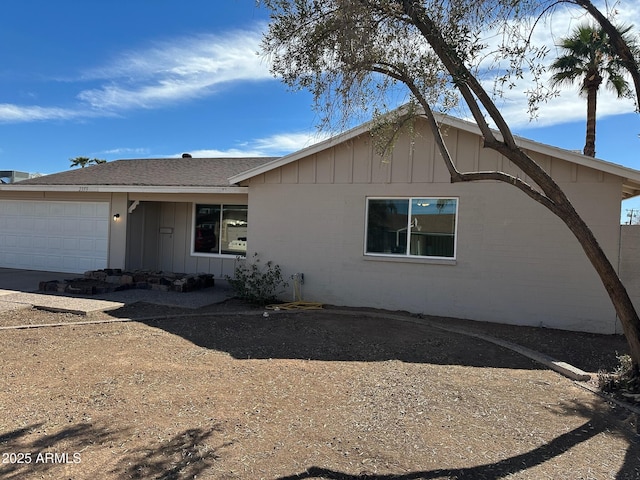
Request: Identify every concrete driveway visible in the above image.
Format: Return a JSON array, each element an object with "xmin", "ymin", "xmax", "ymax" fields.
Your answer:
[
  {"xmin": 0, "ymin": 268, "xmax": 72, "ymax": 293},
  {"xmin": 0, "ymin": 268, "xmax": 232, "ymax": 314}
]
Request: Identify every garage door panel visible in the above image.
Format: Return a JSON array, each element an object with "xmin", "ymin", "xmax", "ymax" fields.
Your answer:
[
  {"xmin": 63, "ymin": 238, "xmax": 79, "ymax": 251},
  {"xmin": 48, "ymin": 237, "xmax": 63, "ymax": 250},
  {"xmin": 19, "ymin": 202, "xmax": 36, "ymax": 215},
  {"xmin": 31, "ymin": 254, "xmax": 50, "ymax": 270},
  {"xmin": 47, "ymin": 218, "xmax": 64, "ymax": 234},
  {"xmin": 80, "ymin": 203, "xmax": 107, "ymax": 216},
  {"xmin": 5, "ymin": 235, "xmax": 19, "ymax": 248},
  {"xmin": 43, "ymin": 255, "xmax": 64, "ymax": 270},
  {"xmin": 49, "ymin": 203, "xmax": 66, "ymax": 216},
  {"xmin": 0, "ymin": 200, "xmax": 109, "ymax": 273},
  {"xmin": 62, "ymin": 203, "xmax": 76, "ymax": 215},
  {"xmin": 1, "ymin": 202, "xmax": 18, "ymax": 215},
  {"xmin": 62, "ymin": 218, "xmax": 79, "ymax": 232},
  {"xmin": 76, "ymin": 257, "xmax": 99, "ymax": 272},
  {"xmin": 5, "ymin": 217, "xmax": 18, "ymax": 230},
  {"xmin": 11, "ymin": 253, "xmax": 33, "ymax": 268},
  {"xmin": 96, "ymin": 220, "xmax": 109, "ymax": 236},
  {"xmin": 32, "ymin": 236, "xmax": 48, "ymax": 249},
  {"xmin": 78, "ymin": 238, "xmax": 94, "ymax": 252},
  {"xmin": 78, "ymin": 220, "xmax": 101, "ymax": 236},
  {"xmin": 34, "ymin": 202, "xmax": 49, "ymax": 215}
]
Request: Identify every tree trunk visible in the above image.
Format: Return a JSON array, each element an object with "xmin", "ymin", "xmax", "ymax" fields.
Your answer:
[
  {"xmin": 485, "ymin": 139, "xmax": 640, "ymax": 371},
  {"xmin": 583, "ymin": 74, "xmax": 601, "ymax": 157},
  {"xmin": 556, "ymin": 199, "xmax": 640, "ymax": 373},
  {"xmin": 477, "ymin": 138, "xmax": 640, "ymax": 371}
]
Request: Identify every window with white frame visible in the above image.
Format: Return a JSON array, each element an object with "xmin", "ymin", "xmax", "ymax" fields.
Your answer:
[
  {"xmin": 365, "ymin": 197, "xmax": 458, "ymax": 258},
  {"xmin": 193, "ymin": 204, "xmax": 248, "ymax": 255}
]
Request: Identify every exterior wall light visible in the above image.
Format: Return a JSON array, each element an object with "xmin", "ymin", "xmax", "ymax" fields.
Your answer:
[{"xmin": 113, "ymin": 213, "xmax": 120, "ymax": 221}]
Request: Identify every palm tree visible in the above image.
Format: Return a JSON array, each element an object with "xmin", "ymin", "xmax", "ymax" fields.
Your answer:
[
  {"xmin": 549, "ymin": 23, "xmax": 635, "ymax": 157},
  {"xmin": 69, "ymin": 157, "xmax": 107, "ymax": 168}
]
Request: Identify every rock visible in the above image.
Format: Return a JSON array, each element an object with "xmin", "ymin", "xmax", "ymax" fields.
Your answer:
[{"xmin": 39, "ymin": 269, "xmax": 215, "ymax": 295}]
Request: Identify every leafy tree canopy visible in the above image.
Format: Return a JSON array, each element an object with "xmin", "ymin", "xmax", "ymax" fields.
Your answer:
[
  {"xmin": 549, "ymin": 22, "xmax": 637, "ymax": 156},
  {"xmin": 70, "ymin": 157, "xmax": 107, "ymax": 168},
  {"xmin": 262, "ymin": 0, "xmax": 640, "ymax": 132}
]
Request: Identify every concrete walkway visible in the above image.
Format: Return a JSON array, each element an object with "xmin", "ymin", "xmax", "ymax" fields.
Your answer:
[{"xmin": 0, "ymin": 268, "xmax": 232, "ymax": 314}]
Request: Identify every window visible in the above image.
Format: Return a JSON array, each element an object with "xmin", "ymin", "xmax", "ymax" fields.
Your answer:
[
  {"xmin": 365, "ymin": 197, "xmax": 457, "ymax": 259},
  {"xmin": 193, "ymin": 204, "xmax": 247, "ymax": 255}
]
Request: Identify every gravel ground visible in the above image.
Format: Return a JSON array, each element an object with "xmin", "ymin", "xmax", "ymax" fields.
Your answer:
[{"xmin": 0, "ymin": 302, "xmax": 638, "ymax": 479}]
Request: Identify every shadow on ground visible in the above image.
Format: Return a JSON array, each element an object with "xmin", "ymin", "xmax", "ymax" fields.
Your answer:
[
  {"xmin": 277, "ymin": 400, "xmax": 640, "ymax": 480},
  {"xmin": 101, "ymin": 298, "xmax": 629, "ymax": 373},
  {"xmin": 0, "ymin": 422, "xmax": 113, "ymax": 480},
  {"xmin": 110, "ymin": 426, "xmax": 226, "ymax": 480},
  {"xmin": 0, "ymin": 422, "xmax": 226, "ymax": 480},
  {"xmin": 124, "ymin": 310, "xmax": 545, "ymax": 370}
]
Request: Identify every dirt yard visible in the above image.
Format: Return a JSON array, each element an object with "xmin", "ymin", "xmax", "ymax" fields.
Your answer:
[{"xmin": 0, "ymin": 301, "xmax": 638, "ymax": 479}]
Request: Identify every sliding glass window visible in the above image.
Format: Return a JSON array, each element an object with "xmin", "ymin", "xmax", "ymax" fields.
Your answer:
[
  {"xmin": 193, "ymin": 204, "xmax": 248, "ymax": 255},
  {"xmin": 365, "ymin": 198, "xmax": 457, "ymax": 259}
]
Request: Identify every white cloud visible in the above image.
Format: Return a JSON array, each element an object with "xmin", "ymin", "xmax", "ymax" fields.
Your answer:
[
  {"xmin": 0, "ymin": 103, "xmax": 104, "ymax": 122},
  {"xmin": 99, "ymin": 147, "xmax": 150, "ymax": 156},
  {"xmin": 475, "ymin": 3, "xmax": 640, "ymax": 129},
  {"xmin": 253, "ymin": 132, "xmax": 332, "ymax": 152},
  {"xmin": 78, "ymin": 29, "xmax": 271, "ymax": 111},
  {"xmin": 182, "ymin": 148, "xmax": 268, "ymax": 158},
  {"xmin": 0, "ymin": 27, "xmax": 272, "ymax": 122},
  {"xmin": 3, "ymin": 4, "xmax": 640, "ymax": 131},
  {"xmin": 174, "ymin": 131, "xmax": 331, "ymax": 158}
]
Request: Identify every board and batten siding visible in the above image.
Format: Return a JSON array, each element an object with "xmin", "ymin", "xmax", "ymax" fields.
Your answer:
[
  {"xmin": 125, "ymin": 194, "xmax": 245, "ymax": 279},
  {"xmin": 245, "ymin": 121, "xmax": 623, "ymax": 334}
]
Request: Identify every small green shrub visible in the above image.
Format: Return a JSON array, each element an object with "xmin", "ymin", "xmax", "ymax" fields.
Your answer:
[{"xmin": 225, "ymin": 253, "xmax": 288, "ymax": 305}]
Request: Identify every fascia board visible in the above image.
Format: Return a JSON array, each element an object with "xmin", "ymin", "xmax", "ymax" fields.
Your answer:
[{"xmin": 0, "ymin": 185, "xmax": 249, "ymax": 194}]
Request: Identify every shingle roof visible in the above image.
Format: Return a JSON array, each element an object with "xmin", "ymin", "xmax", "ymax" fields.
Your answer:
[{"xmin": 16, "ymin": 157, "xmax": 277, "ymax": 187}]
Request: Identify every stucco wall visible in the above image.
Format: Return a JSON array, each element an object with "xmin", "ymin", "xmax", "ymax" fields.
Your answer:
[
  {"xmin": 620, "ymin": 225, "xmax": 640, "ymax": 318},
  {"xmin": 245, "ymin": 123, "xmax": 623, "ymax": 334}
]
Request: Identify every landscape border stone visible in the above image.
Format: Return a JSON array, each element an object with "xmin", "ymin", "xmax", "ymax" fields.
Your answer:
[{"xmin": 38, "ymin": 269, "xmax": 215, "ymax": 295}]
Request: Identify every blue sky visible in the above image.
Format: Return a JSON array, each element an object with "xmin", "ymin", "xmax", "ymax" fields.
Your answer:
[{"xmin": 2, "ymin": 1, "xmax": 640, "ymax": 221}]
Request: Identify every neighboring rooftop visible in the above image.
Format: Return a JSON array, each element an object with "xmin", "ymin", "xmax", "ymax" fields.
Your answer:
[{"xmin": 0, "ymin": 171, "xmax": 30, "ymax": 184}]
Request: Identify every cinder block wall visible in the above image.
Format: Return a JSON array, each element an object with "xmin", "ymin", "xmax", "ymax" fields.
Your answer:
[{"xmin": 620, "ymin": 225, "xmax": 640, "ymax": 318}]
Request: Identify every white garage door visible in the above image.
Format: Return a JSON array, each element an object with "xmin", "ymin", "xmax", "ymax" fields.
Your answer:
[{"xmin": 0, "ymin": 200, "xmax": 109, "ymax": 273}]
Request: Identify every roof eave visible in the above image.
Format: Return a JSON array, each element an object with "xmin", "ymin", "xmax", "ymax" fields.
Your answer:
[
  {"xmin": 622, "ymin": 180, "xmax": 640, "ymax": 200},
  {"xmin": 0, "ymin": 185, "xmax": 249, "ymax": 194}
]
